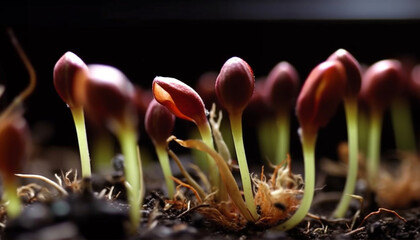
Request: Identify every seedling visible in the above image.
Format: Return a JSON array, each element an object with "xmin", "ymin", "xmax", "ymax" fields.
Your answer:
[
  {"xmin": 0, "ymin": 29, "xmax": 35, "ymax": 219},
  {"xmin": 359, "ymin": 59, "xmax": 403, "ymax": 189},
  {"xmin": 0, "ymin": 114, "xmax": 30, "ymax": 218},
  {"xmin": 277, "ymin": 60, "xmax": 346, "ymax": 230},
  {"xmin": 264, "ymin": 61, "xmax": 300, "ymax": 165},
  {"xmin": 327, "ymin": 49, "xmax": 362, "ymax": 218},
  {"xmin": 78, "ymin": 64, "xmax": 143, "ymax": 231},
  {"xmin": 215, "ymin": 56, "xmax": 258, "ymax": 220},
  {"xmin": 145, "ymin": 99, "xmax": 176, "ymax": 197},
  {"xmin": 390, "ymin": 60, "xmax": 416, "ymax": 153},
  {"xmin": 53, "ymin": 51, "xmax": 91, "ymax": 178},
  {"xmin": 152, "ymin": 77, "xmax": 219, "ymax": 189}
]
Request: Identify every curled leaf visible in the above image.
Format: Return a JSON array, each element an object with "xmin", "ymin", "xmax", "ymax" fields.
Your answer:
[{"xmin": 170, "ymin": 137, "xmax": 255, "ymax": 222}]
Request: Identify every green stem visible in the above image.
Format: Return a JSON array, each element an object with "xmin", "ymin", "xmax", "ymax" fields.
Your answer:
[
  {"xmin": 358, "ymin": 108, "xmax": 369, "ymax": 156},
  {"xmin": 70, "ymin": 106, "xmax": 91, "ymax": 179},
  {"xmin": 367, "ymin": 109, "xmax": 383, "ymax": 190},
  {"xmin": 333, "ymin": 99, "xmax": 358, "ymax": 218},
  {"xmin": 4, "ymin": 180, "xmax": 21, "ymax": 219},
  {"xmin": 156, "ymin": 144, "xmax": 175, "ymax": 197},
  {"xmin": 276, "ymin": 130, "xmax": 316, "ymax": 231},
  {"xmin": 117, "ymin": 125, "xmax": 142, "ymax": 231},
  {"xmin": 197, "ymin": 122, "xmax": 219, "ymax": 191},
  {"xmin": 257, "ymin": 118, "xmax": 277, "ymax": 163},
  {"xmin": 275, "ymin": 112, "xmax": 290, "ymax": 165},
  {"xmin": 390, "ymin": 98, "xmax": 416, "ymax": 153},
  {"xmin": 229, "ymin": 112, "xmax": 258, "ymax": 220}
]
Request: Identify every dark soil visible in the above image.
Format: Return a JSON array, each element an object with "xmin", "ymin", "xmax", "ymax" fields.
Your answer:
[{"xmin": 2, "ymin": 159, "xmax": 420, "ymax": 240}]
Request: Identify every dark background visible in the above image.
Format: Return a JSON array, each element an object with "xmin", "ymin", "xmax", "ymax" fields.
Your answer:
[{"xmin": 1, "ymin": 1, "xmax": 420, "ymax": 167}]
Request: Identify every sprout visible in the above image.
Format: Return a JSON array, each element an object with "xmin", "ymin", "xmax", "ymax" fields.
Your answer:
[
  {"xmin": 389, "ymin": 59, "xmax": 416, "ymax": 153},
  {"xmin": 277, "ymin": 60, "xmax": 346, "ymax": 230},
  {"xmin": 327, "ymin": 49, "xmax": 362, "ymax": 218},
  {"xmin": 0, "ymin": 114, "xmax": 30, "ymax": 218},
  {"xmin": 264, "ymin": 61, "xmax": 300, "ymax": 164},
  {"xmin": 53, "ymin": 51, "xmax": 91, "ymax": 178},
  {"xmin": 79, "ymin": 64, "xmax": 143, "ymax": 231},
  {"xmin": 152, "ymin": 77, "xmax": 219, "ymax": 188},
  {"xmin": 360, "ymin": 59, "xmax": 403, "ymax": 189},
  {"xmin": 215, "ymin": 56, "xmax": 258, "ymax": 220},
  {"xmin": 145, "ymin": 99, "xmax": 176, "ymax": 197}
]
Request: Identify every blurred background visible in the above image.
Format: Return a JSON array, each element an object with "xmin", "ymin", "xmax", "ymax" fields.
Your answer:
[{"xmin": 1, "ymin": 0, "xmax": 420, "ymax": 174}]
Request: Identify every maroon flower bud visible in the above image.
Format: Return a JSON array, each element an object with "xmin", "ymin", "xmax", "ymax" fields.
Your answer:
[
  {"xmin": 0, "ymin": 114, "xmax": 30, "ymax": 183},
  {"xmin": 327, "ymin": 49, "xmax": 362, "ymax": 99},
  {"xmin": 215, "ymin": 57, "xmax": 255, "ymax": 115},
  {"xmin": 264, "ymin": 61, "xmax": 300, "ymax": 112},
  {"xmin": 360, "ymin": 59, "xmax": 404, "ymax": 112},
  {"xmin": 53, "ymin": 51, "xmax": 88, "ymax": 108},
  {"xmin": 411, "ymin": 64, "xmax": 420, "ymax": 98},
  {"xmin": 145, "ymin": 99, "xmax": 175, "ymax": 146},
  {"xmin": 152, "ymin": 76, "xmax": 208, "ymax": 127},
  {"xmin": 81, "ymin": 64, "xmax": 137, "ymax": 129},
  {"xmin": 296, "ymin": 60, "xmax": 346, "ymax": 134},
  {"xmin": 195, "ymin": 71, "xmax": 219, "ymax": 109}
]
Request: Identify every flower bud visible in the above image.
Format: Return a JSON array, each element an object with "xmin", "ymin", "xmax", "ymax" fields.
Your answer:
[
  {"xmin": 215, "ymin": 57, "xmax": 254, "ymax": 115},
  {"xmin": 327, "ymin": 49, "xmax": 362, "ymax": 99},
  {"xmin": 152, "ymin": 76, "xmax": 208, "ymax": 126},
  {"xmin": 0, "ymin": 114, "xmax": 30, "ymax": 183},
  {"xmin": 264, "ymin": 61, "xmax": 300, "ymax": 112},
  {"xmin": 81, "ymin": 64, "xmax": 136, "ymax": 129},
  {"xmin": 296, "ymin": 60, "xmax": 346, "ymax": 133},
  {"xmin": 53, "ymin": 51, "xmax": 88, "ymax": 108},
  {"xmin": 145, "ymin": 99, "xmax": 175, "ymax": 146},
  {"xmin": 360, "ymin": 59, "xmax": 404, "ymax": 112}
]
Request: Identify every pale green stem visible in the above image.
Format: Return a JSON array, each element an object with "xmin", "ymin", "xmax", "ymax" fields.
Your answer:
[
  {"xmin": 117, "ymin": 125, "xmax": 141, "ymax": 231},
  {"xmin": 390, "ymin": 98, "xmax": 416, "ymax": 153},
  {"xmin": 92, "ymin": 131, "xmax": 114, "ymax": 173},
  {"xmin": 229, "ymin": 112, "xmax": 258, "ymax": 220},
  {"xmin": 367, "ymin": 110, "xmax": 383, "ymax": 190},
  {"xmin": 333, "ymin": 99, "xmax": 358, "ymax": 218},
  {"xmin": 358, "ymin": 108, "xmax": 369, "ymax": 156},
  {"xmin": 257, "ymin": 118, "xmax": 277, "ymax": 163},
  {"xmin": 155, "ymin": 144, "xmax": 175, "ymax": 197},
  {"xmin": 70, "ymin": 106, "xmax": 91, "ymax": 179},
  {"xmin": 276, "ymin": 130, "xmax": 316, "ymax": 231},
  {"xmin": 4, "ymin": 180, "xmax": 21, "ymax": 219},
  {"xmin": 275, "ymin": 111, "xmax": 290, "ymax": 165},
  {"xmin": 197, "ymin": 122, "xmax": 219, "ymax": 192}
]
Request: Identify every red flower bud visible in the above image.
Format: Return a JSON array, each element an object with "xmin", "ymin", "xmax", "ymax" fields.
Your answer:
[
  {"xmin": 152, "ymin": 76, "xmax": 208, "ymax": 126},
  {"xmin": 81, "ymin": 64, "xmax": 136, "ymax": 129},
  {"xmin": 327, "ymin": 49, "xmax": 362, "ymax": 99},
  {"xmin": 360, "ymin": 59, "xmax": 404, "ymax": 112},
  {"xmin": 145, "ymin": 99, "xmax": 176, "ymax": 146},
  {"xmin": 264, "ymin": 61, "xmax": 300, "ymax": 112},
  {"xmin": 215, "ymin": 57, "xmax": 255, "ymax": 115},
  {"xmin": 53, "ymin": 51, "xmax": 88, "ymax": 108},
  {"xmin": 195, "ymin": 71, "xmax": 218, "ymax": 109},
  {"xmin": 296, "ymin": 60, "xmax": 346, "ymax": 133},
  {"xmin": 0, "ymin": 114, "xmax": 30, "ymax": 183}
]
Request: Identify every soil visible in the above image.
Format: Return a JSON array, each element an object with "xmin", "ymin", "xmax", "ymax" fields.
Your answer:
[{"xmin": 2, "ymin": 156, "xmax": 420, "ymax": 240}]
